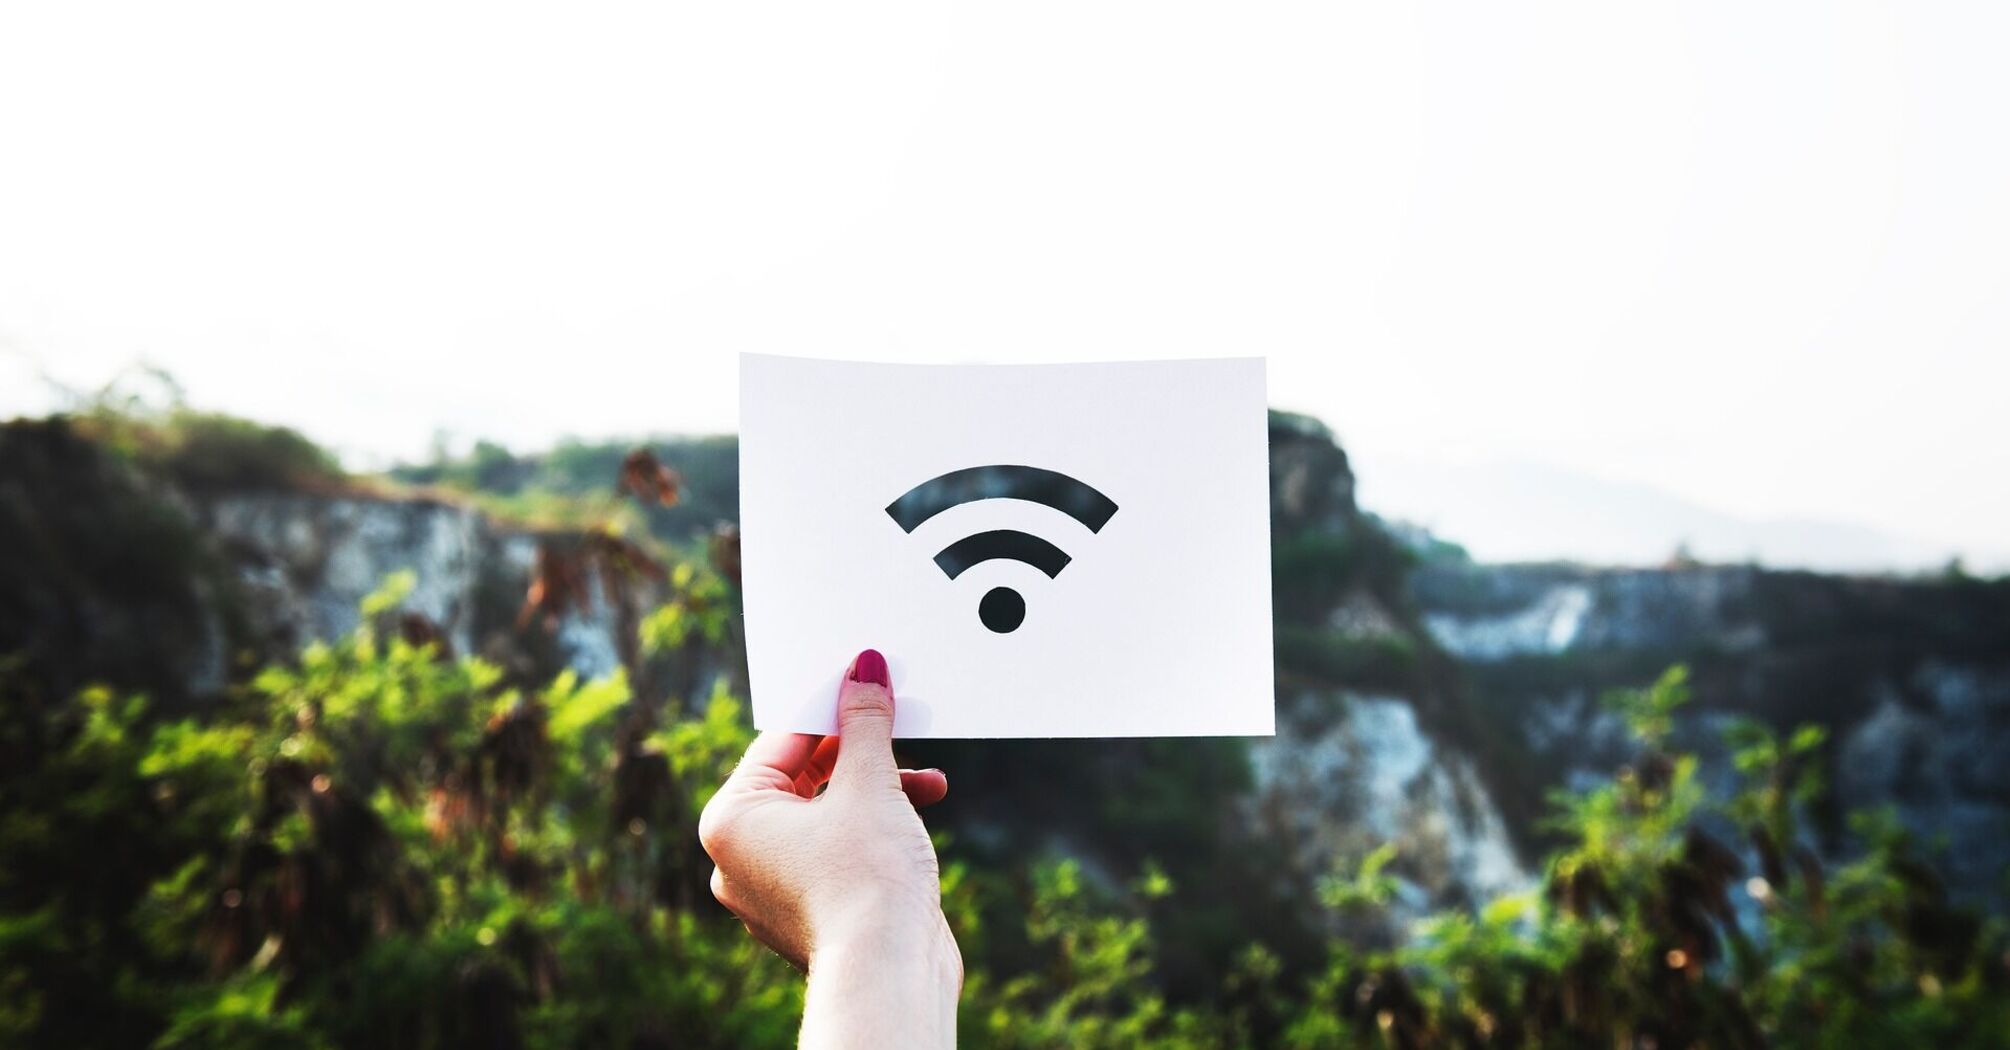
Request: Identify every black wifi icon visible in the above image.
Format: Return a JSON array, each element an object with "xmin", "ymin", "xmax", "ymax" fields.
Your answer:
[{"xmin": 885, "ymin": 465, "xmax": 1120, "ymax": 634}]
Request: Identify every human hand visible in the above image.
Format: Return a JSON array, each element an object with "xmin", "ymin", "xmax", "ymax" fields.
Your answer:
[{"xmin": 698, "ymin": 649, "xmax": 959, "ymax": 1046}]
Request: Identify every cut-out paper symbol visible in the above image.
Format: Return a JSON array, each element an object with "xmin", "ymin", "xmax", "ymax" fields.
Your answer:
[{"xmin": 884, "ymin": 465, "xmax": 1119, "ymax": 633}]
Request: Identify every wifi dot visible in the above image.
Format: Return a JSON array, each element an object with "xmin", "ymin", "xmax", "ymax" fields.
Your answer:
[{"xmin": 979, "ymin": 587, "xmax": 1026, "ymax": 633}]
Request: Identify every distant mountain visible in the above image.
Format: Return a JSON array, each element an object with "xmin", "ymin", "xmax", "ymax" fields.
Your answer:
[{"xmin": 1359, "ymin": 457, "xmax": 1993, "ymax": 574}]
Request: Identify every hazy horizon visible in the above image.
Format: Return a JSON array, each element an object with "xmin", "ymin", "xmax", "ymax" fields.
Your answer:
[{"xmin": 7, "ymin": 356, "xmax": 1991, "ymax": 575}]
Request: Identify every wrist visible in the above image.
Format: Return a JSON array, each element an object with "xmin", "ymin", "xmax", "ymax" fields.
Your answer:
[
  {"xmin": 812, "ymin": 897, "xmax": 962, "ymax": 989},
  {"xmin": 802, "ymin": 902, "xmax": 961, "ymax": 1049}
]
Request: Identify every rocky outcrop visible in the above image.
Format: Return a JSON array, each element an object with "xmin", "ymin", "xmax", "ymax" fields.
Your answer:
[
  {"xmin": 1837, "ymin": 661, "xmax": 2010, "ymax": 895},
  {"xmin": 198, "ymin": 493, "xmax": 495, "ymax": 658},
  {"xmin": 1414, "ymin": 562, "xmax": 1765, "ymax": 659},
  {"xmin": 1252, "ymin": 692, "xmax": 1525, "ymax": 915},
  {"xmin": 1253, "ymin": 414, "xmax": 1534, "ymax": 915},
  {"xmin": 1268, "ymin": 411, "xmax": 1359, "ymax": 538},
  {"xmin": 193, "ymin": 491, "xmax": 647, "ymax": 684},
  {"xmin": 1412, "ymin": 560, "xmax": 2010, "ymax": 903}
]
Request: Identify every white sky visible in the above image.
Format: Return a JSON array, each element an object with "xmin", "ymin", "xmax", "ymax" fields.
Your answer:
[{"xmin": 3, "ymin": 2, "xmax": 2006, "ymax": 569}]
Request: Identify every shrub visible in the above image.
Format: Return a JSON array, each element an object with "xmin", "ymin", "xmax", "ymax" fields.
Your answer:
[
  {"xmin": 73, "ymin": 407, "xmax": 344, "ymax": 492},
  {"xmin": 1, "ymin": 573, "xmax": 2002, "ymax": 1047}
]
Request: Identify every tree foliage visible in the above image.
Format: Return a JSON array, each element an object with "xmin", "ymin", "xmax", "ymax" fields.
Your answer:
[{"xmin": 4, "ymin": 561, "xmax": 2002, "ymax": 1048}]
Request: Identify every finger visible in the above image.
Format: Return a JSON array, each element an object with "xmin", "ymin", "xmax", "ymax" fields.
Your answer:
[
  {"xmin": 792, "ymin": 736, "xmax": 843, "ymax": 797},
  {"xmin": 828, "ymin": 649, "xmax": 900, "ymax": 794},
  {"xmin": 722, "ymin": 731, "xmax": 824, "ymax": 795},
  {"xmin": 899, "ymin": 768, "xmax": 949, "ymax": 808}
]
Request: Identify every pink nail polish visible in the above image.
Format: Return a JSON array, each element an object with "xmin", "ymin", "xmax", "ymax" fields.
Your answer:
[{"xmin": 848, "ymin": 649, "xmax": 891, "ymax": 688}]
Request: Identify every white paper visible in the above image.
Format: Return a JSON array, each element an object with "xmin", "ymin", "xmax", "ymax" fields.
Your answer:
[{"xmin": 738, "ymin": 354, "xmax": 1274, "ymax": 738}]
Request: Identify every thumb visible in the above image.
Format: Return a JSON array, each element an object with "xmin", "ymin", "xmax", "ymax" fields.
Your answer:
[{"xmin": 829, "ymin": 649, "xmax": 900, "ymax": 793}]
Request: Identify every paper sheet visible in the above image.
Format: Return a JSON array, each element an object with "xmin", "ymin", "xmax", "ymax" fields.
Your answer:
[{"xmin": 738, "ymin": 354, "xmax": 1274, "ymax": 738}]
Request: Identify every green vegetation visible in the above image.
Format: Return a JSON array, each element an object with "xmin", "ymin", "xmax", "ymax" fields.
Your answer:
[
  {"xmin": 1273, "ymin": 629, "xmax": 1422, "ymax": 709},
  {"xmin": 68, "ymin": 391, "xmax": 345, "ymax": 493},
  {"xmin": 1271, "ymin": 531, "xmax": 1411, "ymax": 624},
  {"xmin": 4, "ymin": 404, "xmax": 2003, "ymax": 1046},
  {"xmin": 0, "ymin": 419, "xmax": 247, "ymax": 708},
  {"xmin": 393, "ymin": 436, "xmax": 741, "ymax": 540},
  {"xmin": 3, "ymin": 572, "xmax": 2000, "ymax": 1047}
]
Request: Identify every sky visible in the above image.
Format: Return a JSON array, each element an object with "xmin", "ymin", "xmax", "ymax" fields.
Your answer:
[{"xmin": 2, "ymin": 2, "xmax": 2006, "ymax": 571}]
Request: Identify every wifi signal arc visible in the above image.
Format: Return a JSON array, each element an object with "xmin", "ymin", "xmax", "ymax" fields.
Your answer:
[
  {"xmin": 933, "ymin": 530, "xmax": 1072, "ymax": 579},
  {"xmin": 884, "ymin": 465, "xmax": 1119, "ymax": 534}
]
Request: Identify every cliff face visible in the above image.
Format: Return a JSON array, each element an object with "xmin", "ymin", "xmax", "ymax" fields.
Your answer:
[
  {"xmin": 1413, "ymin": 560, "xmax": 2010, "ymax": 901},
  {"xmin": 200, "ymin": 493, "xmax": 495, "ymax": 659},
  {"xmin": 1254, "ymin": 415, "xmax": 1530, "ymax": 915},
  {"xmin": 199, "ymin": 491, "xmax": 663, "ymax": 686},
  {"xmin": 191, "ymin": 492, "xmax": 642, "ymax": 684},
  {"xmin": 1249, "ymin": 695, "xmax": 1526, "ymax": 910}
]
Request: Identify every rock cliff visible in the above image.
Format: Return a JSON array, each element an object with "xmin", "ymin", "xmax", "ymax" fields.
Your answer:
[
  {"xmin": 193, "ymin": 492, "xmax": 639, "ymax": 683},
  {"xmin": 1412, "ymin": 559, "xmax": 2010, "ymax": 902},
  {"xmin": 1254, "ymin": 414, "xmax": 1530, "ymax": 916}
]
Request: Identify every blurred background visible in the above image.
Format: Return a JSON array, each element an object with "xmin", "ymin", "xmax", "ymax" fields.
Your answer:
[{"xmin": 3, "ymin": 3, "xmax": 2006, "ymax": 1047}]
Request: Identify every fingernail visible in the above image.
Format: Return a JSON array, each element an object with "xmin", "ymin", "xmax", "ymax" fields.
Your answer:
[{"xmin": 848, "ymin": 648, "xmax": 891, "ymax": 688}]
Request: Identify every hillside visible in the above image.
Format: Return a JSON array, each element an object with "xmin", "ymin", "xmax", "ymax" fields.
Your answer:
[
  {"xmin": 395, "ymin": 416, "xmax": 2010, "ymax": 904},
  {"xmin": 3, "ymin": 408, "xmax": 2006, "ymax": 1046}
]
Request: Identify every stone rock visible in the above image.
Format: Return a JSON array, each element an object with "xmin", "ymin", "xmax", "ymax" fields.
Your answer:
[
  {"xmin": 1412, "ymin": 560, "xmax": 2010, "ymax": 904},
  {"xmin": 1250, "ymin": 693, "xmax": 1527, "ymax": 922}
]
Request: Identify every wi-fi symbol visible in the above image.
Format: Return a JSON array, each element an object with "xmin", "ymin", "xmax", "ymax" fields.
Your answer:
[{"xmin": 885, "ymin": 465, "xmax": 1119, "ymax": 634}]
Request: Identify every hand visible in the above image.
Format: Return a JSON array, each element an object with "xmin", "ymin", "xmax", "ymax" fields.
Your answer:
[{"xmin": 698, "ymin": 649, "xmax": 960, "ymax": 1047}]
